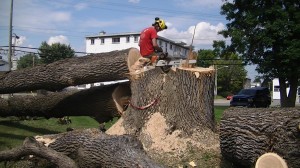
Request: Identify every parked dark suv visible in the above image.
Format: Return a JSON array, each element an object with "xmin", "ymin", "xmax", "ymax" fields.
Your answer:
[{"xmin": 230, "ymin": 87, "xmax": 271, "ymax": 108}]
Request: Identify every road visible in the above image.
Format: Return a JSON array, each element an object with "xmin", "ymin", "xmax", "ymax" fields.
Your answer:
[{"xmin": 214, "ymin": 98, "xmax": 300, "ymax": 107}]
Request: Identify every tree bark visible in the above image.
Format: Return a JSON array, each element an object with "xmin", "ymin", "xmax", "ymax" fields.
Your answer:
[
  {"xmin": 0, "ymin": 129, "xmax": 165, "ymax": 168},
  {"xmin": 220, "ymin": 107, "xmax": 300, "ymax": 168},
  {"xmin": 0, "ymin": 49, "xmax": 131, "ymax": 94},
  {"xmin": 0, "ymin": 83, "xmax": 131, "ymax": 123},
  {"xmin": 123, "ymin": 67, "xmax": 216, "ymax": 134}
]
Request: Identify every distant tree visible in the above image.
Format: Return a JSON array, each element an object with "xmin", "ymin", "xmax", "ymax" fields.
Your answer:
[
  {"xmin": 39, "ymin": 42, "xmax": 75, "ymax": 64},
  {"xmin": 197, "ymin": 49, "xmax": 215, "ymax": 67},
  {"xmin": 253, "ymin": 77, "xmax": 261, "ymax": 84},
  {"xmin": 220, "ymin": 0, "xmax": 300, "ymax": 107},
  {"xmin": 17, "ymin": 54, "xmax": 41, "ymax": 70},
  {"xmin": 197, "ymin": 48, "xmax": 247, "ymax": 96},
  {"xmin": 212, "ymin": 40, "xmax": 226, "ymax": 58},
  {"xmin": 261, "ymin": 77, "xmax": 272, "ymax": 91},
  {"xmin": 216, "ymin": 53, "xmax": 247, "ymax": 96}
]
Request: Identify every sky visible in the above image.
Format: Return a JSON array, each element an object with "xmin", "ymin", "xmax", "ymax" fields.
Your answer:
[{"xmin": 0, "ymin": 0, "xmax": 258, "ymax": 80}]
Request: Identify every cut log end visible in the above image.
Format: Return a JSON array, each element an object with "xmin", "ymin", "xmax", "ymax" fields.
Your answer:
[
  {"xmin": 255, "ymin": 153, "xmax": 288, "ymax": 168},
  {"xmin": 112, "ymin": 84, "xmax": 131, "ymax": 115}
]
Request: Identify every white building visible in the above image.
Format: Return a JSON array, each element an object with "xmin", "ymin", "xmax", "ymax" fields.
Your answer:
[
  {"xmin": 85, "ymin": 31, "xmax": 190, "ymax": 58},
  {"xmin": 272, "ymin": 78, "xmax": 290, "ymax": 100}
]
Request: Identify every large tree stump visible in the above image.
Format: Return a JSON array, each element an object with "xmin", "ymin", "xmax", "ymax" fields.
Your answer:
[
  {"xmin": 220, "ymin": 107, "xmax": 300, "ymax": 168},
  {"xmin": 107, "ymin": 51, "xmax": 219, "ymax": 167}
]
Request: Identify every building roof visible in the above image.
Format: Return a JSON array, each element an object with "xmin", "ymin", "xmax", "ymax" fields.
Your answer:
[
  {"xmin": 85, "ymin": 32, "xmax": 140, "ymax": 38},
  {"xmin": 85, "ymin": 31, "xmax": 190, "ymax": 49}
]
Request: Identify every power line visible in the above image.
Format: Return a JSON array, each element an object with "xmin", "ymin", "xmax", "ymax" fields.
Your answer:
[
  {"xmin": 0, "ymin": 45, "xmax": 253, "ymax": 63},
  {"xmin": 44, "ymin": 0, "xmax": 225, "ymax": 20},
  {"xmin": 0, "ymin": 45, "xmax": 90, "ymax": 55}
]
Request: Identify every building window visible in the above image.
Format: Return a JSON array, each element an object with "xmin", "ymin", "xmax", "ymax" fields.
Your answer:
[
  {"xmin": 134, "ymin": 36, "xmax": 138, "ymax": 43},
  {"xmin": 112, "ymin": 37, "xmax": 120, "ymax": 44},
  {"xmin": 100, "ymin": 38, "xmax": 105, "ymax": 44},
  {"xmin": 91, "ymin": 38, "xmax": 94, "ymax": 45},
  {"xmin": 126, "ymin": 36, "xmax": 130, "ymax": 43},
  {"xmin": 159, "ymin": 40, "xmax": 162, "ymax": 46},
  {"xmin": 170, "ymin": 44, "xmax": 173, "ymax": 50}
]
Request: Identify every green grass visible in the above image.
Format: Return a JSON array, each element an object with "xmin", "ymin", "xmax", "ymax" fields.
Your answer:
[
  {"xmin": 0, "ymin": 106, "xmax": 228, "ymax": 151},
  {"xmin": 0, "ymin": 116, "xmax": 99, "ymax": 151},
  {"xmin": 214, "ymin": 106, "xmax": 229, "ymax": 123}
]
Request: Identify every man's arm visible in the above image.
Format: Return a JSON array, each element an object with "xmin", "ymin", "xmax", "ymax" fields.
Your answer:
[{"xmin": 152, "ymin": 38, "xmax": 163, "ymax": 52}]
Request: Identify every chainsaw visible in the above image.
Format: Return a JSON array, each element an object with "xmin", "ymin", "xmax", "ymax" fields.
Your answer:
[
  {"xmin": 145, "ymin": 52, "xmax": 197, "ymax": 72},
  {"xmin": 156, "ymin": 59, "xmax": 197, "ymax": 67}
]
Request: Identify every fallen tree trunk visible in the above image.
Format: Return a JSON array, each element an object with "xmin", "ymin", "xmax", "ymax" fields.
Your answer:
[
  {"xmin": 0, "ymin": 83, "xmax": 131, "ymax": 123},
  {"xmin": 0, "ymin": 129, "xmax": 165, "ymax": 168},
  {"xmin": 0, "ymin": 49, "xmax": 131, "ymax": 94},
  {"xmin": 220, "ymin": 107, "xmax": 300, "ymax": 168}
]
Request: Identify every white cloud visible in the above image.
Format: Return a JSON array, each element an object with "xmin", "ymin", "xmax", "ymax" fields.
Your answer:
[
  {"xmin": 159, "ymin": 21, "xmax": 226, "ymax": 50},
  {"xmin": 174, "ymin": 0, "xmax": 223, "ymax": 9},
  {"xmin": 128, "ymin": 0, "xmax": 140, "ymax": 3},
  {"xmin": 11, "ymin": 1, "xmax": 72, "ymax": 32},
  {"xmin": 47, "ymin": 35, "xmax": 69, "ymax": 45},
  {"xmin": 50, "ymin": 12, "xmax": 71, "ymax": 22},
  {"xmin": 74, "ymin": 3, "xmax": 88, "ymax": 11}
]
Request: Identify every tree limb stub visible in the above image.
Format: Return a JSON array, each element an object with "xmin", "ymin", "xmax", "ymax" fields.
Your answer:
[
  {"xmin": 0, "ymin": 48, "xmax": 131, "ymax": 94},
  {"xmin": 0, "ymin": 137, "xmax": 78, "ymax": 168}
]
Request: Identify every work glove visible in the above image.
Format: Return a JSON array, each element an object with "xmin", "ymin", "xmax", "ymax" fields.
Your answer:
[
  {"xmin": 155, "ymin": 47, "xmax": 163, "ymax": 53},
  {"xmin": 159, "ymin": 52, "xmax": 168, "ymax": 59}
]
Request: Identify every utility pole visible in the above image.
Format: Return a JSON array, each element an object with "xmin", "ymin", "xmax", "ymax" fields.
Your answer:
[{"xmin": 8, "ymin": 0, "xmax": 14, "ymax": 71}]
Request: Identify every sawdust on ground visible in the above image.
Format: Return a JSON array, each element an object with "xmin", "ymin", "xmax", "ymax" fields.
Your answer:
[
  {"xmin": 141, "ymin": 112, "xmax": 220, "ymax": 153},
  {"xmin": 107, "ymin": 112, "xmax": 220, "ymax": 154}
]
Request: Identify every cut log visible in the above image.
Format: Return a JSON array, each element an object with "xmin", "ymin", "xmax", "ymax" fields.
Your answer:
[
  {"xmin": 0, "ymin": 48, "xmax": 131, "ymax": 94},
  {"xmin": 220, "ymin": 107, "xmax": 300, "ymax": 168},
  {"xmin": 255, "ymin": 152, "xmax": 288, "ymax": 168},
  {"xmin": 0, "ymin": 83, "xmax": 131, "ymax": 123}
]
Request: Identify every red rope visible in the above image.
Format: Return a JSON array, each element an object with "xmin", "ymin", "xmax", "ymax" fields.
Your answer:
[{"xmin": 129, "ymin": 96, "xmax": 160, "ymax": 110}]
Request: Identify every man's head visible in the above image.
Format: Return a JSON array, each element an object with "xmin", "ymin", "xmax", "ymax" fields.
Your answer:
[{"xmin": 152, "ymin": 17, "xmax": 167, "ymax": 32}]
